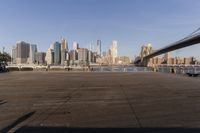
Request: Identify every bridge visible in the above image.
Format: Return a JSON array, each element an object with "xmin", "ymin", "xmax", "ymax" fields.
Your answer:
[{"xmin": 136, "ymin": 29, "xmax": 200, "ymax": 66}]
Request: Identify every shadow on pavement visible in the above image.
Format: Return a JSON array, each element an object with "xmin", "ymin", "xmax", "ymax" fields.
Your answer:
[
  {"xmin": 15, "ymin": 127, "xmax": 200, "ymax": 133},
  {"xmin": 0, "ymin": 100, "xmax": 7, "ymax": 106},
  {"xmin": 0, "ymin": 111, "xmax": 35, "ymax": 133}
]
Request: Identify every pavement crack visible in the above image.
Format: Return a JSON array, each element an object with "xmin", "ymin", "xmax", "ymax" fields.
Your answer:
[{"xmin": 37, "ymin": 85, "xmax": 82, "ymax": 125}]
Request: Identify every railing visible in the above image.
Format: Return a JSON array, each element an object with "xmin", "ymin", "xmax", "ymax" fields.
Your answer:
[
  {"xmin": 6, "ymin": 64, "xmax": 153, "ymax": 72},
  {"xmin": 153, "ymin": 64, "xmax": 200, "ymax": 75}
]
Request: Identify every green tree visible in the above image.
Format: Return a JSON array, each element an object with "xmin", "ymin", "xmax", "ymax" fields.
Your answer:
[{"xmin": 0, "ymin": 52, "xmax": 11, "ymax": 62}]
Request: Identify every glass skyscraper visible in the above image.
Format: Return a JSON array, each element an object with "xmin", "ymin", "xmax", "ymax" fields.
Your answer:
[
  {"xmin": 53, "ymin": 42, "xmax": 61, "ymax": 65},
  {"xmin": 29, "ymin": 44, "xmax": 37, "ymax": 64}
]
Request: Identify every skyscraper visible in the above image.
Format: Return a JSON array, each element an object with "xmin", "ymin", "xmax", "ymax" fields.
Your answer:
[
  {"xmin": 110, "ymin": 40, "xmax": 118, "ymax": 64},
  {"xmin": 164, "ymin": 52, "xmax": 172, "ymax": 60},
  {"xmin": 88, "ymin": 50, "xmax": 93, "ymax": 63},
  {"xmin": 45, "ymin": 48, "xmax": 54, "ymax": 65},
  {"xmin": 73, "ymin": 41, "xmax": 79, "ymax": 51},
  {"xmin": 11, "ymin": 46, "xmax": 17, "ymax": 64},
  {"xmin": 53, "ymin": 42, "xmax": 61, "ymax": 65},
  {"xmin": 35, "ymin": 52, "xmax": 46, "ymax": 65},
  {"xmin": 69, "ymin": 50, "xmax": 78, "ymax": 61},
  {"xmin": 16, "ymin": 41, "xmax": 30, "ymax": 64},
  {"xmin": 28, "ymin": 44, "xmax": 37, "ymax": 64},
  {"xmin": 78, "ymin": 48, "xmax": 89, "ymax": 66},
  {"xmin": 97, "ymin": 40, "xmax": 101, "ymax": 57},
  {"xmin": 164, "ymin": 52, "xmax": 172, "ymax": 64},
  {"xmin": 78, "ymin": 48, "xmax": 88, "ymax": 61},
  {"xmin": 61, "ymin": 38, "xmax": 68, "ymax": 51},
  {"xmin": 61, "ymin": 38, "xmax": 68, "ymax": 65}
]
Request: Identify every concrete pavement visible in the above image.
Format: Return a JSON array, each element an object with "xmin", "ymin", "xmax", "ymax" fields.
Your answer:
[{"xmin": 0, "ymin": 71, "xmax": 200, "ymax": 132}]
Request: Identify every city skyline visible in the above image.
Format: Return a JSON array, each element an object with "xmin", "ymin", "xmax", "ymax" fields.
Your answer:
[
  {"xmin": 1, "ymin": 0, "xmax": 200, "ymax": 57},
  {"xmin": 11, "ymin": 39, "xmax": 127, "ymax": 66}
]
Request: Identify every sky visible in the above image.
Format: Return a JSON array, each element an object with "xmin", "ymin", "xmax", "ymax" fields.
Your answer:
[{"xmin": 0, "ymin": 0, "xmax": 200, "ymax": 58}]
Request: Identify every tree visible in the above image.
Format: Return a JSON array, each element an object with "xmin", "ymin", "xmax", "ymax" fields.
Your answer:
[{"xmin": 0, "ymin": 52, "xmax": 11, "ymax": 62}]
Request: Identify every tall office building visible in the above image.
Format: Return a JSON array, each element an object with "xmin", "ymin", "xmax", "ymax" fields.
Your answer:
[
  {"xmin": 35, "ymin": 52, "xmax": 46, "ymax": 65},
  {"xmin": 69, "ymin": 50, "xmax": 78, "ymax": 61},
  {"xmin": 45, "ymin": 48, "xmax": 54, "ymax": 65},
  {"xmin": 16, "ymin": 41, "xmax": 30, "ymax": 64},
  {"xmin": 78, "ymin": 48, "xmax": 89, "ymax": 66},
  {"xmin": 97, "ymin": 40, "xmax": 101, "ymax": 57},
  {"xmin": 90, "ymin": 42, "xmax": 95, "ymax": 52},
  {"xmin": 28, "ymin": 44, "xmax": 37, "ymax": 64},
  {"xmin": 110, "ymin": 40, "xmax": 118, "ymax": 64},
  {"xmin": 11, "ymin": 46, "xmax": 17, "ymax": 64},
  {"xmin": 164, "ymin": 52, "xmax": 172, "ymax": 64},
  {"xmin": 164, "ymin": 52, "xmax": 172, "ymax": 60},
  {"xmin": 53, "ymin": 42, "xmax": 61, "ymax": 65},
  {"xmin": 66, "ymin": 52, "xmax": 70, "ymax": 60},
  {"xmin": 61, "ymin": 38, "xmax": 68, "ymax": 51},
  {"xmin": 88, "ymin": 50, "xmax": 93, "ymax": 63},
  {"xmin": 115, "ymin": 56, "xmax": 131, "ymax": 65},
  {"xmin": 50, "ymin": 44, "xmax": 54, "ymax": 49},
  {"xmin": 61, "ymin": 38, "xmax": 68, "ymax": 65},
  {"xmin": 73, "ymin": 41, "xmax": 79, "ymax": 51},
  {"xmin": 78, "ymin": 48, "xmax": 88, "ymax": 61}
]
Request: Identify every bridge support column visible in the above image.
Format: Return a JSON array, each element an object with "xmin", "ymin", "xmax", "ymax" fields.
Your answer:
[{"xmin": 141, "ymin": 58, "xmax": 150, "ymax": 67}]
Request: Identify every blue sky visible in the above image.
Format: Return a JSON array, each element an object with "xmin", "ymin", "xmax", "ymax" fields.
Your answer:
[{"xmin": 0, "ymin": 0, "xmax": 200, "ymax": 58}]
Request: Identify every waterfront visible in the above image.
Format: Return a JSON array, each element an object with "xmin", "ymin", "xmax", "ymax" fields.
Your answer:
[
  {"xmin": 6, "ymin": 64, "xmax": 152, "ymax": 72},
  {"xmin": 6, "ymin": 64, "xmax": 200, "ymax": 78},
  {"xmin": 0, "ymin": 72, "xmax": 200, "ymax": 132},
  {"xmin": 155, "ymin": 65, "xmax": 200, "ymax": 75}
]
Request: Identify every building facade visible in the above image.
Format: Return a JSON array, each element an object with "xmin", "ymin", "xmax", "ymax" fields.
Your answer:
[
  {"xmin": 45, "ymin": 48, "xmax": 54, "ymax": 65},
  {"xmin": 11, "ymin": 46, "xmax": 17, "ymax": 64},
  {"xmin": 73, "ymin": 41, "xmax": 79, "ymax": 51},
  {"xmin": 110, "ymin": 40, "xmax": 118, "ymax": 64},
  {"xmin": 78, "ymin": 48, "xmax": 89, "ymax": 66},
  {"xmin": 53, "ymin": 42, "xmax": 61, "ymax": 65},
  {"xmin": 28, "ymin": 44, "xmax": 37, "ymax": 64},
  {"xmin": 61, "ymin": 38, "xmax": 68, "ymax": 65},
  {"xmin": 115, "ymin": 56, "xmax": 131, "ymax": 65},
  {"xmin": 16, "ymin": 41, "xmax": 30, "ymax": 64},
  {"xmin": 78, "ymin": 48, "xmax": 88, "ymax": 61},
  {"xmin": 96, "ymin": 40, "xmax": 101, "ymax": 57},
  {"xmin": 69, "ymin": 50, "xmax": 78, "ymax": 61},
  {"xmin": 35, "ymin": 52, "xmax": 46, "ymax": 65}
]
